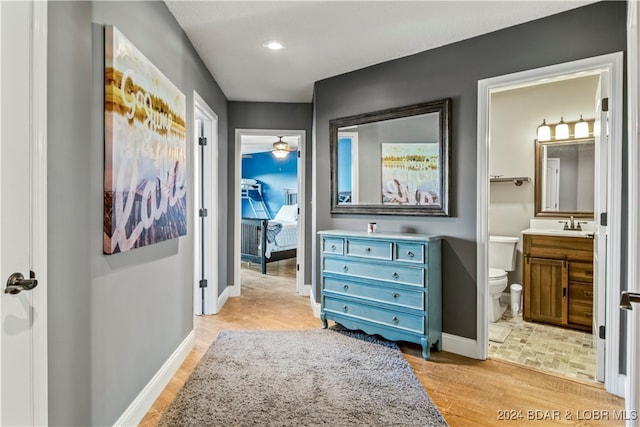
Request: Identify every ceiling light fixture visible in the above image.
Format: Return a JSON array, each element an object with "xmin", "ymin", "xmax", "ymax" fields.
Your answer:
[
  {"xmin": 262, "ymin": 40, "xmax": 286, "ymax": 50},
  {"xmin": 272, "ymin": 136, "xmax": 290, "ymax": 159}
]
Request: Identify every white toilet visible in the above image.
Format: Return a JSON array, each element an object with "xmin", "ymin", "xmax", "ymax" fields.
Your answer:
[{"xmin": 488, "ymin": 235, "xmax": 519, "ymax": 322}]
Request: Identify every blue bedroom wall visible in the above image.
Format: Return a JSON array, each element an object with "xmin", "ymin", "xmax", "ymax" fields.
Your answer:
[{"xmin": 242, "ymin": 150, "xmax": 298, "ymax": 218}]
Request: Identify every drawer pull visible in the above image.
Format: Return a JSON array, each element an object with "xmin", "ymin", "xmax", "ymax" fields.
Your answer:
[
  {"xmin": 584, "ymin": 312, "xmax": 592, "ymax": 317},
  {"xmin": 407, "ymin": 250, "xmax": 415, "ymax": 258},
  {"xmin": 365, "ymin": 247, "xmax": 371, "ymax": 252},
  {"xmin": 391, "ymin": 292, "xmax": 400, "ymax": 298},
  {"xmin": 563, "ymin": 288, "xmax": 567, "ymax": 299},
  {"xmin": 585, "ymin": 270, "xmax": 593, "ymax": 276},
  {"xmin": 392, "ymin": 272, "xmax": 399, "ymax": 279},
  {"xmin": 392, "ymin": 316, "xmax": 399, "ymax": 323},
  {"xmin": 343, "ymin": 305, "xmax": 348, "ymax": 312},
  {"xmin": 584, "ymin": 291, "xmax": 593, "ymax": 298},
  {"xmin": 343, "ymin": 284, "xmax": 349, "ymax": 291},
  {"xmin": 343, "ymin": 265, "xmax": 349, "ymax": 272},
  {"xmin": 331, "ymin": 244, "xmax": 336, "ymax": 251}
]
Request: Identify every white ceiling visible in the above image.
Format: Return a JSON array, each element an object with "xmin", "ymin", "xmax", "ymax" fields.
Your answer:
[{"xmin": 165, "ymin": 0, "xmax": 597, "ymax": 103}]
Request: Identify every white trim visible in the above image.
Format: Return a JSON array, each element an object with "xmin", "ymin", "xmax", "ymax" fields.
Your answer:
[
  {"xmin": 477, "ymin": 54, "xmax": 625, "ymax": 391},
  {"xmin": 627, "ymin": 0, "xmax": 640, "ymax": 419},
  {"xmin": 310, "ymin": 289, "xmax": 321, "ymax": 318},
  {"xmin": 442, "ymin": 334, "xmax": 478, "ymax": 359},
  {"xmin": 233, "ymin": 129, "xmax": 307, "ymax": 298},
  {"xmin": 193, "ymin": 92, "xmax": 219, "ymax": 314},
  {"xmin": 113, "ymin": 331, "xmax": 195, "ymax": 427}
]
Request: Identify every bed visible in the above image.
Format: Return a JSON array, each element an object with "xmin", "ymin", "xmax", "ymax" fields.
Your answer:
[{"xmin": 241, "ymin": 189, "xmax": 298, "ymax": 274}]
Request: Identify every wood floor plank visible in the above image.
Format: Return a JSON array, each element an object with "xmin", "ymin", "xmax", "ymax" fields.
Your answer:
[{"xmin": 139, "ymin": 258, "xmax": 624, "ymax": 427}]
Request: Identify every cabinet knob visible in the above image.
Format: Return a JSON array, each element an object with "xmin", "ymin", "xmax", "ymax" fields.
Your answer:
[
  {"xmin": 392, "ymin": 272, "xmax": 399, "ymax": 279},
  {"xmin": 343, "ymin": 305, "xmax": 348, "ymax": 312},
  {"xmin": 391, "ymin": 292, "xmax": 400, "ymax": 298},
  {"xmin": 365, "ymin": 247, "xmax": 371, "ymax": 252},
  {"xmin": 392, "ymin": 316, "xmax": 399, "ymax": 323},
  {"xmin": 331, "ymin": 244, "xmax": 336, "ymax": 251},
  {"xmin": 343, "ymin": 284, "xmax": 349, "ymax": 291},
  {"xmin": 343, "ymin": 265, "xmax": 349, "ymax": 272},
  {"xmin": 584, "ymin": 291, "xmax": 593, "ymax": 298},
  {"xmin": 407, "ymin": 251, "xmax": 414, "ymax": 257}
]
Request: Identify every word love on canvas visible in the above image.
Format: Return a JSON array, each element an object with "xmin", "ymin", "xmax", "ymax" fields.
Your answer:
[{"xmin": 120, "ymin": 69, "xmax": 174, "ymax": 137}]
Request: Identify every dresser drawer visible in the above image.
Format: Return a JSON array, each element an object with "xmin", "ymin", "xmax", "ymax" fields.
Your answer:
[
  {"xmin": 569, "ymin": 282, "xmax": 593, "ymax": 304},
  {"xmin": 323, "ymin": 258, "xmax": 425, "ymax": 287},
  {"xmin": 324, "ymin": 296, "xmax": 424, "ymax": 334},
  {"xmin": 323, "ymin": 277, "xmax": 424, "ymax": 310},
  {"xmin": 395, "ymin": 242, "xmax": 425, "ymax": 263},
  {"xmin": 346, "ymin": 238, "xmax": 392, "ymax": 260},
  {"xmin": 569, "ymin": 262, "xmax": 593, "ymax": 283},
  {"xmin": 322, "ymin": 237, "xmax": 344, "ymax": 255}
]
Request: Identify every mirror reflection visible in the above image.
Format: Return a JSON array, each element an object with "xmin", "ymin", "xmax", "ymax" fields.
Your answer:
[
  {"xmin": 535, "ymin": 138, "xmax": 594, "ymax": 217},
  {"xmin": 330, "ymin": 99, "xmax": 450, "ymax": 216}
]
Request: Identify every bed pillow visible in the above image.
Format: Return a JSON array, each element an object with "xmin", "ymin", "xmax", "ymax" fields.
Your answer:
[{"xmin": 274, "ymin": 204, "xmax": 298, "ymax": 222}]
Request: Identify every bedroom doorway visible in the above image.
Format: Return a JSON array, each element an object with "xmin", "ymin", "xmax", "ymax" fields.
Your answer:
[{"xmin": 232, "ymin": 129, "xmax": 308, "ymax": 299}]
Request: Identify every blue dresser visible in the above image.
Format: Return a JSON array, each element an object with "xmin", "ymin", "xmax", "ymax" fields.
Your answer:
[{"xmin": 318, "ymin": 230, "xmax": 442, "ymax": 359}]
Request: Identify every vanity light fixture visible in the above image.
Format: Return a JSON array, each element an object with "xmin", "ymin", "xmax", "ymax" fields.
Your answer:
[
  {"xmin": 555, "ymin": 117, "xmax": 570, "ymax": 139},
  {"xmin": 262, "ymin": 40, "xmax": 286, "ymax": 50},
  {"xmin": 574, "ymin": 114, "xmax": 589, "ymax": 138},
  {"xmin": 272, "ymin": 136, "xmax": 290, "ymax": 159},
  {"xmin": 537, "ymin": 119, "xmax": 551, "ymax": 141}
]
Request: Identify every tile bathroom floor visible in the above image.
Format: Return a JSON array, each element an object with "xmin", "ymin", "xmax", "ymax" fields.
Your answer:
[{"xmin": 489, "ymin": 309, "xmax": 597, "ymax": 382}]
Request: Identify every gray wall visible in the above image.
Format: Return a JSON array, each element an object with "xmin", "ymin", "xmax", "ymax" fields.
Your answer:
[
  {"xmin": 228, "ymin": 102, "xmax": 313, "ymax": 285},
  {"xmin": 48, "ymin": 2, "xmax": 228, "ymax": 425},
  {"xmin": 313, "ymin": 1, "xmax": 627, "ymax": 339}
]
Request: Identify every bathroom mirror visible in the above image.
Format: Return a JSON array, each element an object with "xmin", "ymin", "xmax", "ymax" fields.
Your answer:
[
  {"xmin": 534, "ymin": 138, "xmax": 595, "ymax": 218},
  {"xmin": 330, "ymin": 98, "xmax": 451, "ymax": 216}
]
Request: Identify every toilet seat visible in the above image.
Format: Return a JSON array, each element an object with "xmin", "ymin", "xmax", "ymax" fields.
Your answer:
[{"xmin": 489, "ymin": 268, "xmax": 507, "ymax": 280}]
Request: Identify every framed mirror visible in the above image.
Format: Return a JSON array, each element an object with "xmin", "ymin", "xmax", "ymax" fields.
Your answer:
[
  {"xmin": 330, "ymin": 98, "xmax": 451, "ymax": 216},
  {"xmin": 534, "ymin": 138, "xmax": 594, "ymax": 218}
]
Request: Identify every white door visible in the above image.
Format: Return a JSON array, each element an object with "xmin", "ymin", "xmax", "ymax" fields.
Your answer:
[
  {"xmin": 625, "ymin": 1, "xmax": 640, "ymax": 421},
  {"xmin": 544, "ymin": 158, "xmax": 560, "ymax": 211},
  {"xmin": 593, "ymin": 72, "xmax": 609, "ymax": 384},
  {"xmin": 0, "ymin": 1, "xmax": 48, "ymax": 425}
]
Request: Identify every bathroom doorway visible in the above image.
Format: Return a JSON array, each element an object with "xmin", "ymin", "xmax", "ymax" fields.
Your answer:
[{"xmin": 477, "ymin": 53, "xmax": 625, "ymax": 396}]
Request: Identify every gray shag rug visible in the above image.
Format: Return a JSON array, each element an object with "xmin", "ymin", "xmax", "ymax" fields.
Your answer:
[{"xmin": 158, "ymin": 327, "xmax": 447, "ymax": 426}]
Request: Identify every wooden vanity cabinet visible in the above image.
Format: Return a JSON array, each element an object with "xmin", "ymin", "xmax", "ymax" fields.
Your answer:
[{"xmin": 523, "ymin": 233, "xmax": 594, "ymax": 332}]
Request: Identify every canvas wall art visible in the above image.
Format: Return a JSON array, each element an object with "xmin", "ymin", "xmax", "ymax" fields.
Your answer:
[
  {"xmin": 381, "ymin": 142, "xmax": 440, "ymax": 205},
  {"xmin": 104, "ymin": 25, "xmax": 187, "ymax": 254}
]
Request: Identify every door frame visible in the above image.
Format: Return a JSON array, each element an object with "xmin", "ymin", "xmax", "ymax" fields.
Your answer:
[
  {"xmin": 0, "ymin": 0, "xmax": 48, "ymax": 423},
  {"xmin": 232, "ymin": 129, "xmax": 307, "ymax": 297},
  {"xmin": 626, "ymin": 0, "xmax": 640, "ymax": 418},
  {"xmin": 192, "ymin": 92, "xmax": 222, "ymax": 314},
  {"xmin": 476, "ymin": 52, "xmax": 625, "ymax": 396}
]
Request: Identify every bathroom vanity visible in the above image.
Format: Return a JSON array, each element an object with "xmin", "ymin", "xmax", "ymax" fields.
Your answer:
[
  {"xmin": 522, "ymin": 231, "xmax": 594, "ymax": 332},
  {"xmin": 318, "ymin": 230, "xmax": 442, "ymax": 359}
]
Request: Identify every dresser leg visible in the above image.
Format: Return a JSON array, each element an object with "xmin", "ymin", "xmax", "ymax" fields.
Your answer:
[
  {"xmin": 421, "ymin": 337, "xmax": 430, "ymax": 360},
  {"xmin": 321, "ymin": 314, "xmax": 328, "ymax": 329}
]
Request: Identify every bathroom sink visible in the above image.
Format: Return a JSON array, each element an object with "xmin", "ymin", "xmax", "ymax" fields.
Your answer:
[{"xmin": 521, "ymin": 228, "xmax": 594, "ymax": 238}]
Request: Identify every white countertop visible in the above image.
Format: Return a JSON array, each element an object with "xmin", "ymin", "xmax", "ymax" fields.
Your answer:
[{"xmin": 521, "ymin": 228, "xmax": 595, "ymax": 238}]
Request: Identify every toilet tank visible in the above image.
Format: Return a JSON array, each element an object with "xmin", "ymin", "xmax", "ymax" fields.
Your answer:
[{"xmin": 489, "ymin": 235, "xmax": 519, "ymax": 271}]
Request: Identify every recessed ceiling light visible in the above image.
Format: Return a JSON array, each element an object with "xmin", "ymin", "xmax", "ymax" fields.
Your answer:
[{"xmin": 262, "ymin": 40, "xmax": 286, "ymax": 50}]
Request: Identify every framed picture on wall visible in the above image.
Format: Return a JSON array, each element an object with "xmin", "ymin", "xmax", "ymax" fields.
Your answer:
[{"xmin": 104, "ymin": 25, "xmax": 187, "ymax": 254}]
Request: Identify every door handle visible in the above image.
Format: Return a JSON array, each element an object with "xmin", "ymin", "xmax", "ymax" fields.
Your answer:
[
  {"xmin": 619, "ymin": 291, "xmax": 640, "ymax": 310},
  {"xmin": 5, "ymin": 271, "xmax": 38, "ymax": 295}
]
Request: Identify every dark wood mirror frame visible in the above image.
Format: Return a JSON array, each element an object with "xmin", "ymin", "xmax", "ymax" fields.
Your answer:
[
  {"xmin": 534, "ymin": 137, "xmax": 595, "ymax": 219},
  {"xmin": 329, "ymin": 98, "xmax": 451, "ymax": 216}
]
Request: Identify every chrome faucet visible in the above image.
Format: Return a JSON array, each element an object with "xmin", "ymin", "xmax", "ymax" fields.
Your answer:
[{"xmin": 570, "ymin": 216, "xmax": 575, "ymax": 229}]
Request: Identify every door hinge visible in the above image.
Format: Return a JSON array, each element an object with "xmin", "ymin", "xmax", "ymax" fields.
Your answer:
[
  {"xmin": 199, "ymin": 208, "xmax": 208, "ymax": 217},
  {"xmin": 602, "ymin": 97, "xmax": 609, "ymax": 112},
  {"xmin": 297, "ymin": 207, "xmax": 300, "ymax": 215},
  {"xmin": 296, "ymin": 264, "xmax": 300, "ymax": 271},
  {"xmin": 199, "ymin": 136, "xmax": 207, "ymax": 146},
  {"xmin": 298, "ymin": 151, "xmax": 301, "ymax": 158},
  {"xmin": 598, "ymin": 325, "xmax": 606, "ymax": 339},
  {"xmin": 199, "ymin": 279, "xmax": 208, "ymax": 288},
  {"xmin": 600, "ymin": 212, "xmax": 607, "ymax": 226}
]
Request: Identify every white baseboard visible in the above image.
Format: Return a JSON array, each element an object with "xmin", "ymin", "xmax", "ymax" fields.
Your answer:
[
  {"xmin": 113, "ymin": 331, "xmax": 195, "ymax": 427},
  {"xmin": 442, "ymin": 333, "xmax": 480, "ymax": 359},
  {"xmin": 216, "ymin": 286, "xmax": 229, "ymax": 313}
]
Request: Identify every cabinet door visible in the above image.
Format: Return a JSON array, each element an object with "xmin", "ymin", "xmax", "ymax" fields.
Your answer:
[{"xmin": 524, "ymin": 257, "xmax": 568, "ymax": 326}]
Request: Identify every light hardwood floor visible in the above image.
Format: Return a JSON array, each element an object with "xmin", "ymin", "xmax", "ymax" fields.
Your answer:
[{"xmin": 140, "ymin": 258, "xmax": 624, "ymax": 426}]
